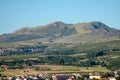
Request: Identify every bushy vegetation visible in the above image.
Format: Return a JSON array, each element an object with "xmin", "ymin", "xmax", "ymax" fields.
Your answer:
[
  {"xmin": 0, "ymin": 40, "xmax": 120, "ymax": 71},
  {"xmin": 106, "ymin": 58, "xmax": 120, "ymax": 71}
]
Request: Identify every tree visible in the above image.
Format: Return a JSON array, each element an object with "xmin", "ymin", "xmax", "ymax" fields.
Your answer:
[
  {"xmin": 0, "ymin": 73, "xmax": 2, "ymax": 77},
  {"xmin": 116, "ymin": 76, "xmax": 120, "ymax": 80},
  {"xmin": 59, "ymin": 59, "xmax": 65, "ymax": 65},
  {"xmin": 35, "ymin": 66, "xmax": 40, "ymax": 71}
]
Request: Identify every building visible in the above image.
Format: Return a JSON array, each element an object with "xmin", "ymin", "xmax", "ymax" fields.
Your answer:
[
  {"xmin": 52, "ymin": 74, "xmax": 75, "ymax": 80},
  {"xmin": 0, "ymin": 65, "xmax": 9, "ymax": 70},
  {"xmin": 100, "ymin": 78, "xmax": 109, "ymax": 80},
  {"xmin": 114, "ymin": 70, "xmax": 120, "ymax": 77},
  {"xmin": 108, "ymin": 77, "xmax": 116, "ymax": 80},
  {"xmin": 89, "ymin": 73, "xmax": 101, "ymax": 80}
]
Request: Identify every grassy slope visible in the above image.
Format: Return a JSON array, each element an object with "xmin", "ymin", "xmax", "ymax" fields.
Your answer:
[
  {"xmin": 0, "ymin": 42, "xmax": 15, "ymax": 48},
  {"xmin": 0, "ymin": 54, "xmax": 45, "ymax": 61},
  {"xmin": 72, "ymin": 40, "xmax": 120, "ymax": 53}
]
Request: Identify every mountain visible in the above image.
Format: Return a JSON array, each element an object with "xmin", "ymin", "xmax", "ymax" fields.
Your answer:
[{"xmin": 0, "ymin": 21, "xmax": 120, "ymax": 43}]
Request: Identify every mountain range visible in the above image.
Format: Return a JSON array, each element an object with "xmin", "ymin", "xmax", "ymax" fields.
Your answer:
[{"xmin": 0, "ymin": 21, "xmax": 120, "ymax": 43}]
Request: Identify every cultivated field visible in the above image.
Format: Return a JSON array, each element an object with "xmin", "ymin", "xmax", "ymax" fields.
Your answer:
[{"xmin": 1, "ymin": 65, "xmax": 110, "ymax": 76}]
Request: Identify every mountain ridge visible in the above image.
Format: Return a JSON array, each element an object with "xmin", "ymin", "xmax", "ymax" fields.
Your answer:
[{"xmin": 0, "ymin": 21, "xmax": 120, "ymax": 43}]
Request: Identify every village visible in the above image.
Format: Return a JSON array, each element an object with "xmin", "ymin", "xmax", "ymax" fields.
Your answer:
[{"xmin": 0, "ymin": 46, "xmax": 48, "ymax": 56}]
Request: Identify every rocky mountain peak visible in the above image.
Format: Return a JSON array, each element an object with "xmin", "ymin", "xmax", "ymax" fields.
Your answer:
[
  {"xmin": 90, "ymin": 21, "xmax": 109, "ymax": 29},
  {"xmin": 47, "ymin": 21, "xmax": 66, "ymax": 26}
]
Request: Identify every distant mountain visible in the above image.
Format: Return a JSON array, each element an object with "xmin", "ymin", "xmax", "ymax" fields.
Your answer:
[{"xmin": 0, "ymin": 21, "xmax": 120, "ymax": 43}]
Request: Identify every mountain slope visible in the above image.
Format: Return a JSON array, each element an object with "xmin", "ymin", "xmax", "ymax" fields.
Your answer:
[
  {"xmin": 0, "ymin": 21, "xmax": 120, "ymax": 43},
  {"xmin": 0, "ymin": 21, "xmax": 76, "ymax": 42},
  {"xmin": 55, "ymin": 22, "xmax": 120, "ymax": 43}
]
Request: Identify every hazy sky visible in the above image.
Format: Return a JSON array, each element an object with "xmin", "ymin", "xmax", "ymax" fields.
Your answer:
[{"xmin": 0, "ymin": 0, "xmax": 120, "ymax": 34}]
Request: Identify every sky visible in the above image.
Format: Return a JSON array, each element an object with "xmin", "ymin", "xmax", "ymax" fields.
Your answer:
[{"xmin": 0, "ymin": 0, "xmax": 120, "ymax": 34}]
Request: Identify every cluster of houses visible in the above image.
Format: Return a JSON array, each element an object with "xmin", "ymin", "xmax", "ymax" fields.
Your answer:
[
  {"xmin": 0, "ymin": 70, "xmax": 120, "ymax": 80},
  {"xmin": 52, "ymin": 71, "xmax": 120, "ymax": 80},
  {"xmin": 52, "ymin": 73, "xmax": 81, "ymax": 80},
  {"xmin": 0, "ymin": 47, "xmax": 45, "ymax": 55},
  {"xmin": 89, "ymin": 72, "xmax": 116, "ymax": 80},
  {"xmin": 0, "ymin": 48, "xmax": 17, "ymax": 54},
  {"xmin": 0, "ymin": 74, "xmax": 47, "ymax": 80}
]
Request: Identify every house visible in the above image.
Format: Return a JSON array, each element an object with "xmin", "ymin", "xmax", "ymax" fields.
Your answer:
[
  {"xmin": 72, "ymin": 73, "xmax": 81, "ymax": 79},
  {"xmin": 22, "ymin": 64, "xmax": 28, "ymax": 68},
  {"xmin": 0, "ymin": 65, "xmax": 9, "ymax": 70},
  {"xmin": 100, "ymin": 78, "xmax": 109, "ymax": 80},
  {"xmin": 89, "ymin": 73, "xmax": 101, "ymax": 80},
  {"xmin": 0, "ymin": 50, "xmax": 3, "ymax": 53},
  {"xmin": 52, "ymin": 74, "xmax": 75, "ymax": 80},
  {"xmin": 0, "ymin": 50, "xmax": 4, "ymax": 55},
  {"xmin": 108, "ymin": 77, "xmax": 116, "ymax": 80},
  {"xmin": 114, "ymin": 70, "xmax": 120, "ymax": 77}
]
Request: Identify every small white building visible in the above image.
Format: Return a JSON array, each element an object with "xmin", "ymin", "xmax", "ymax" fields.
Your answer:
[
  {"xmin": 114, "ymin": 70, "xmax": 120, "ymax": 77},
  {"xmin": 89, "ymin": 75, "xmax": 101, "ymax": 80},
  {"xmin": 89, "ymin": 73, "xmax": 101, "ymax": 80},
  {"xmin": 108, "ymin": 77, "xmax": 116, "ymax": 80}
]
